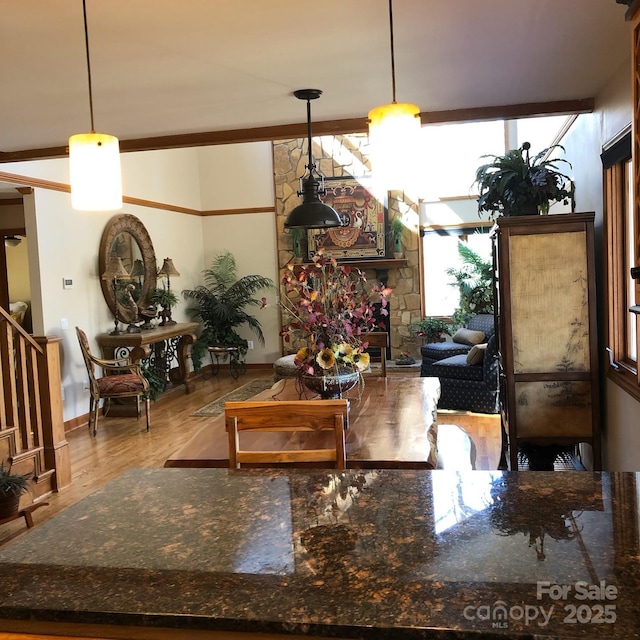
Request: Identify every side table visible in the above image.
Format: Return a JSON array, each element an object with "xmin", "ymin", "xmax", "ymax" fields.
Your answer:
[
  {"xmin": 206, "ymin": 346, "xmax": 246, "ymax": 380},
  {"xmin": 96, "ymin": 322, "xmax": 198, "ymax": 416}
]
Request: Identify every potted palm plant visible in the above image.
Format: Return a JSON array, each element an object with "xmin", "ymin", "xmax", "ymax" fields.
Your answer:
[
  {"xmin": 0, "ymin": 463, "xmax": 31, "ymax": 520},
  {"xmin": 474, "ymin": 141, "xmax": 574, "ymax": 219},
  {"xmin": 183, "ymin": 251, "xmax": 274, "ymax": 370}
]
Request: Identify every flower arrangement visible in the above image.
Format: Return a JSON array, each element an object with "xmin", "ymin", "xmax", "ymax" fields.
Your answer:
[{"xmin": 275, "ymin": 251, "xmax": 391, "ymax": 377}]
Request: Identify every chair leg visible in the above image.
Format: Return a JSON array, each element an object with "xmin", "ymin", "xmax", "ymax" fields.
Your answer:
[
  {"xmin": 88, "ymin": 397, "xmax": 95, "ymax": 434},
  {"xmin": 91, "ymin": 397, "xmax": 99, "ymax": 437},
  {"xmin": 144, "ymin": 395, "xmax": 151, "ymax": 431}
]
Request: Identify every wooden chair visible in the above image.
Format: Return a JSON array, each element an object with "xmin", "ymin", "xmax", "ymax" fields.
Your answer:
[
  {"xmin": 76, "ymin": 327, "xmax": 151, "ymax": 436},
  {"xmin": 361, "ymin": 331, "xmax": 389, "ymax": 377},
  {"xmin": 225, "ymin": 400, "xmax": 349, "ymax": 469}
]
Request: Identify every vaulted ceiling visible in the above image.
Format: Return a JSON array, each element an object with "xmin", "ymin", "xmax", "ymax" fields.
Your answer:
[{"xmin": 0, "ymin": 0, "xmax": 632, "ymax": 160}]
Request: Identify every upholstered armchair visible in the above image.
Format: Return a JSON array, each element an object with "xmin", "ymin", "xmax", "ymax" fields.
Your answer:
[
  {"xmin": 76, "ymin": 327, "xmax": 151, "ymax": 435},
  {"xmin": 420, "ymin": 314, "xmax": 499, "ymax": 414}
]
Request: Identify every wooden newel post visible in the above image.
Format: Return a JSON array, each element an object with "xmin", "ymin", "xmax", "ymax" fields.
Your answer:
[{"xmin": 34, "ymin": 336, "xmax": 71, "ymax": 490}]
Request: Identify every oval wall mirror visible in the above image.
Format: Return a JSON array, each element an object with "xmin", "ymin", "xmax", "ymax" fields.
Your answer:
[{"xmin": 98, "ymin": 214, "xmax": 157, "ymax": 324}]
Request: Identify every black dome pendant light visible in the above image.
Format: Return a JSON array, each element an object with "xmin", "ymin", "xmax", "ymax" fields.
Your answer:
[{"xmin": 284, "ymin": 89, "xmax": 342, "ymax": 229}]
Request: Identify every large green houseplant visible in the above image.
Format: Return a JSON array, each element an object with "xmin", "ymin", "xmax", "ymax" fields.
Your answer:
[
  {"xmin": 474, "ymin": 141, "xmax": 574, "ymax": 219},
  {"xmin": 183, "ymin": 251, "xmax": 274, "ymax": 369},
  {"xmin": 446, "ymin": 241, "xmax": 494, "ymax": 327}
]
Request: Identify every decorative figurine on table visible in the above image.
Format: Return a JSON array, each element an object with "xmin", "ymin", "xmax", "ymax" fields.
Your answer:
[{"xmin": 123, "ymin": 284, "xmax": 142, "ymax": 333}]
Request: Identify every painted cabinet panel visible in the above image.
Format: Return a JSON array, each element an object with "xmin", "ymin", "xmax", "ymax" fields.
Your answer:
[{"xmin": 492, "ymin": 213, "xmax": 601, "ymax": 470}]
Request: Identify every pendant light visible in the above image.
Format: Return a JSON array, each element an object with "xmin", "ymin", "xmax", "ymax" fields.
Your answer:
[
  {"xmin": 284, "ymin": 89, "xmax": 342, "ymax": 229},
  {"xmin": 69, "ymin": 0, "xmax": 122, "ymax": 212},
  {"xmin": 368, "ymin": 0, "xmax": 421, "ymax": 193}
]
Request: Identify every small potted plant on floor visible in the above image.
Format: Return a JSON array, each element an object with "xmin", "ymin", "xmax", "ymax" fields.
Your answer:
[
  {"xmin": 0, "ymin": 462, "xmax": 31, "ymax": 520},
  {"xmin": 474, "ymin": 141, "xmax": 574, "ymax": 219}
]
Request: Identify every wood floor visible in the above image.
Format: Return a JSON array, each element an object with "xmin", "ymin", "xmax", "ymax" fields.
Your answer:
[{"xmin": 0, "ymin": 369, "xmax": 503, "ymax": 545}]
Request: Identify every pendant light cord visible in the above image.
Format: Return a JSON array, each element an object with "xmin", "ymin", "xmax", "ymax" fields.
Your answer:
[
  {"xmin": 82, "ymin": 0, "xmax": 96, "ymax": 132},
  {"xmin": 388, "ymin": 0, "xmax": 397, "ymax": 104},
  {"xmin": 306, "ymin": 97, "xmax": 314, "ymax": 172}
]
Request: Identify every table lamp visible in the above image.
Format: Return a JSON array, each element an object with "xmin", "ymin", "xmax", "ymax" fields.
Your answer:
[
  {"xmin": 101, "ymin": 256, "xmax": 131, "ymax": 335},
  {"xmin": 157, "ymin": 258, "xmax": 180, "ymax": 326}
]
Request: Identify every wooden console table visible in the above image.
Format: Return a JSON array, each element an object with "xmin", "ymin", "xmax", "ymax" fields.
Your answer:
[{"xmin": 96, "ymin": 322, "xmax": 198, "ymax": 401}]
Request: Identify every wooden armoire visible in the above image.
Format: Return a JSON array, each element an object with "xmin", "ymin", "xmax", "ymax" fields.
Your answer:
[{"xmin": 491, "ymin": 212, "xmax": 601, "ymax": 470}]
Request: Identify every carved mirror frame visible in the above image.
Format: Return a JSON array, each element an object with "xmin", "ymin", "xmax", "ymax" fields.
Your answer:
[{"xmin": 98, "ymin": 214, "xmax": 157, "ymax": 324}]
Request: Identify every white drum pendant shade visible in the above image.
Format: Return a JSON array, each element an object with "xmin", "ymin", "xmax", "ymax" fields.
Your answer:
[
  {"xmin": 69, "ymin": 132, "xmax": 122, "ymax": 211},
  {"xmin": 368, "ymin": 102, "xmax": 421, "ymax": 193}
]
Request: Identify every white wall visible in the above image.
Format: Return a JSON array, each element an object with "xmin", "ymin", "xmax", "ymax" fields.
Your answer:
[
  {"xmin": 122, "ymin": 148, "xmax": 203, "ymax": 210},
  {"xmin": 198, "ymin": 142, "xmax": 281, "ymax": 365},
  {"xmin": 198, "ymin": 143, "xmax": 275, "ymax": 209},
  {"xmin": 561, "ymin": 56, "xmax": 637, "ymax": 470}
]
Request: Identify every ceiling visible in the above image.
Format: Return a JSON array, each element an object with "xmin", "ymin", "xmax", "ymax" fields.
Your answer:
[{"xmin": 0, "ymin": 0, "xmax": 632, "ymax": 161}]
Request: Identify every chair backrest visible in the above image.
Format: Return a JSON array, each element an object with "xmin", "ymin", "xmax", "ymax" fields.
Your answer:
[
  {"xmin": 467, "ymin": 314, "xmax": 495, "ymax": 340},
  {"xmin": 361, "ymin": 331, "xmax": 389, "ymax": 377},
  {"xmin": 225, "ymin": 400, "xmax": 349, "ymax": 469},
  {"xmin": 76, "ymin": 326, "xmax": 98, "ymax": 385}
]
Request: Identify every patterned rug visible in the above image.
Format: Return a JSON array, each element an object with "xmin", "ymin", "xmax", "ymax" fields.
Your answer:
[{"xmin": 191, "ymin": 378, "xmax": 276, "ymax": 417}]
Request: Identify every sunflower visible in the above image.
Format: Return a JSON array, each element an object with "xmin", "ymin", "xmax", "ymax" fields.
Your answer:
[
  {"xmin": 316, "ymin": 348, "xmax": 336, "ymax": 370},
  {"xmin": 333, "ymin": 342, "xmax": 354, "ymax": 362},
  {"xmin": 294, "ymin": 346, "xmax": 311, "ymax": 366},
  {"xmin": 352, "ymin": 351, "xmax": 370, "ymax": 372}
]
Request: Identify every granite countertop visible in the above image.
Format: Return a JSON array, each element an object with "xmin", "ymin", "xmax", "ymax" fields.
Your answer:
[{"xmin": 0, "ymin": 468, "xmax": 638, "ymax": 639}]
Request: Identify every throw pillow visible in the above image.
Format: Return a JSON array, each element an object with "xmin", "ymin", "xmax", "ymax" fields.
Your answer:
[
  {"xmin": 452, "ymin": 327, "xmax": 486, "ymax": 346},
  {"xmin": 466, "ymin": 343, "xmax": 487, "ymax": 365}
]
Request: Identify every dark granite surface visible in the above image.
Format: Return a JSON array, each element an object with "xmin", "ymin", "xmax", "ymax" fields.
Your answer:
[{"xmin": 0, "ymin": 468, "xmax": 638, "ymax": 639}]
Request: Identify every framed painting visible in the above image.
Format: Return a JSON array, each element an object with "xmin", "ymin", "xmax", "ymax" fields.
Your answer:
[{"xmin": 307, "ymin": 176, "xmax": 387, "ymax": 261}]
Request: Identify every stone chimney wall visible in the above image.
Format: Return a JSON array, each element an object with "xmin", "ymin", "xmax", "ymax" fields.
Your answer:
[{"xmin": 272, "ymin": 134, "xmax": 424, "ymax": 360}]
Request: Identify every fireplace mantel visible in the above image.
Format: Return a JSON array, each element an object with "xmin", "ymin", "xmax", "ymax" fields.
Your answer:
[{"xmin": 294, "ymin": 258, "xmax": 407, "ymax": 284}]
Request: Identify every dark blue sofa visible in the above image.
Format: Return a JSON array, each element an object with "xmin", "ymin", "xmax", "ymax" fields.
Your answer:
[{"xmin": 420, "ymin": 314, "xmax": 499, "ymax": 414}]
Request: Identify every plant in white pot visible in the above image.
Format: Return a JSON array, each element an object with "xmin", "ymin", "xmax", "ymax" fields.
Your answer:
[{"xmin": 474, "ymin": 142, "xmax": 574, "ymax": 219}]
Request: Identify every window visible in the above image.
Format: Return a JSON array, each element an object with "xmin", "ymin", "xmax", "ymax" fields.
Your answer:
[
  {"xmin": 419, "ymin": 114, "xmax": 576, "ymax": 321},
  {"xmin": 422, "ymin": 229, "xmax": 492, "ymax": 317},
  {"xmin": 420, "ymin": 120, "xmax": 505, "ymax": 200},
  {"xmin": 603, "ymin": 132, "xmax": 640, "ymax": 397}
]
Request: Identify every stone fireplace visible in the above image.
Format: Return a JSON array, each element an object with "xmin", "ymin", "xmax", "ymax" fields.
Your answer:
[{"xmin": 272, "ymin": 134, "xmax": 423, "ymax": 360}]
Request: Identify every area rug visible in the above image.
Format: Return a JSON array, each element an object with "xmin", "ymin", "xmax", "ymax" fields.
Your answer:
[{"xmin": 191, "ymin": 378, "xmax": 275, "ymax": 417}]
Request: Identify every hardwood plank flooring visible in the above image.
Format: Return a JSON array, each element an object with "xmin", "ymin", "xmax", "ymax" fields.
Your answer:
[
  {"xmin": 436, "ymin": 409, "xmax": 503, "ymax": 471},
  {"xmin": 0, "ymin": 371, "xmax": 503, "ymax": 545}
]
